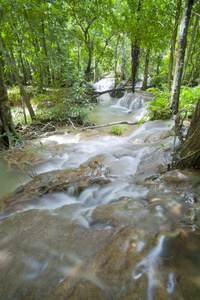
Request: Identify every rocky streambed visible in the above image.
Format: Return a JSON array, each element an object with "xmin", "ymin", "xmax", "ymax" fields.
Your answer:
[{"xmin": 0, "ymin": 81, "xmax": 200, "ymax": 299}]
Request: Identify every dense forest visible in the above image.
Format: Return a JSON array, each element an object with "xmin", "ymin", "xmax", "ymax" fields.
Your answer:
[{"xmin": 0, "ymin": 0, "xmax": 200, "ymax": 166}]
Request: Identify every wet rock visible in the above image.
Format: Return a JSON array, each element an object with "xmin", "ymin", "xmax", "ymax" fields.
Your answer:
[
  {"xmin": 160, "ymin": 169, "xmax": 200, "ymax": 189},
  {"xmin": 185, "ymin": 207, "xmax": 198, "ymax": 223},
  {"xmin": 88, "ymin": 177, "xmax": 111, "ymax": 186},
  {"xmin": 11, "ymin": 185, "xmax": 25, "ymax": 196},
  {"xmin": 144, "ymin": 130, "xmax": 173, "ymax": 143},
  {"xmin": 91, "ymin": 201, "xmax": 145, "ymax": 228},
  {"xmin": 131, "ymin": 150, "xmax": 168, "ymax": 185},
  {"xmin": 0, "ymin": 155, "xmax": 111, "ymax": 213},
  {"xmin": 109, "ymin": 90, "xmax": 125, "ymax": 98},
  {"xmin": 46, "ymin": 225, "xmax": 143, "ymax": 300}
]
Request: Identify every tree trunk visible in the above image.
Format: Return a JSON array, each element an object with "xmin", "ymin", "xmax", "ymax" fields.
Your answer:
[
  {"xmin": 167, "ymin": 0, "xmax": 182, "ymax": 90},
  {"xmin": 93, "ymin": 56, "xmax": 98, "ymax": 83},
  {"xmin": 131, "ymin": 0, "xmax": 142, "ymax": 93},
  {"xmin": 84, "ymin": 33, "xmax": 93, "ymax": 81},
  {"xmin": 188, "ymin": 47, "xmax": 200, "ymax": 86},
  {"xmin": 181, "ymin": 4, "xmax": 200, "ymax": 84},
  {"xmin": 0, "ymin": 5, "xmax": 35, "ymax": 120},
  {"xmin": 0, "ymin": 63, "xmax": 17, "ymax": 149},
  {"xmin": 120, "ymin": 33, "xmax": 126, "ymax": 80},
  {"xmin": 141, "ymin": 49, "xmax": 150, "ymax": 91},
  {"xmin": 78, "ymin": 41, "xmax": 81, "ymax": 73},
  {"xmin": 0, "ymin": 35, "xmax": 35, "ymax": 120},
  {"xmin": 85, "ymin": 47, "xmax": 92, "ymax": 80},
  {"xmin": 170, "ymin": 0, "xmax": 194, "ymax": 114},
  {"xmin": 176, "ymin": 99, "xmax": 200, "ymax": 168},
  {"xmin": 131, "ymin": 42, "xmax": 140, "ymax": 93},
  {"xmin": 114, "ymin": 36, "xmax": 120, "ymax": 88},
  {"xmin": 41, "ymin": 17, "xmax": 51, "ymax": 85}
]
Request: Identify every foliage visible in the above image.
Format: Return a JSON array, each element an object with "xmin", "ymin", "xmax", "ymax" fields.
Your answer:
[
  {"xmin": 142, "ymin": 86, "xmax": 171, "ymax": 121},
  {"xmin": 1, "ymin": 0, "xmax": 200, "ymax": 127},
  {"xmin": 111, "ymin": 124, "xmax": 128, "ymax": 135},
  {"xmin": 11, "ymin": 107, "xmax": 31, "ymax": 125},
  {"xmin": 34, "ymin": 76, "xmax": 95, "ymax": 123},
  {"xmin": 179, "ymin": 85, "xmax": 200, "ymax": 117},
  {"xmin": 0, "ymin": 132, "xmax": 21, "ymax": 147},
  {"xmin": 142, "ymin": 84, "xmax": 200, "ymax": 122},
  {"xmin": 7, "ymin": 87, "xmax": 21, "ymax": 106}
]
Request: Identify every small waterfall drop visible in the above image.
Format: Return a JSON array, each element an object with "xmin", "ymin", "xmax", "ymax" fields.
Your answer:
[
  {"xmin": 92, "ymin": 78, "xmax": 115, "ymax": 92},
  {"xmin": 114, "ymin": 92, "xmax": 149, "ymax": 111},
  {"xmin": 2, "ymin": 77, "xmax": 197, "ymax": 300}
]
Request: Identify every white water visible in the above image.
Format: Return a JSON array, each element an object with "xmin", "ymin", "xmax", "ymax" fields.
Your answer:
[
  {"xmin": 1, "ymin": 78, "xmax": 199, "ymax": 300},
  {"xmin": 0, "ymin": 79, "xmax": 172, "ymax": 197}
]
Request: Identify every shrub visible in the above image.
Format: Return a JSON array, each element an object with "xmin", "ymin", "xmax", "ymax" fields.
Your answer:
[
  {"xmin": 179, "ymin": 85, "xmax": 200, "ymax": 117},
  {"xmin": 111, "ymin": 125, "xmax": 128, "ymax": 135},
  {"xmin": 142, "ymin": 85, "xmax": 171, "ymax": 121}
]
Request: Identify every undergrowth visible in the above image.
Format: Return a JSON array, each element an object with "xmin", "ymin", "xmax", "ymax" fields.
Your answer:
[
  {"xmin": 141, "ymin": 84, "xmax": 200, "ymax": 122},
  {"xmin": 111, "ymin": 125, "xmax": 128, "ymax": 135},
  {"xmin": 10, "ymin": 74, "xmax": 95, "ymax": 125}
]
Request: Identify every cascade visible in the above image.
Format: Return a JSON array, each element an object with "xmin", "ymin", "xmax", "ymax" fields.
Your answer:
[
  {"xmin": 92, "ymin": 77, "xmax": 115, "ymax": 92},
  {"xmin": 0, "ymin": 78, "xmax": 199, "ymax": 300}
]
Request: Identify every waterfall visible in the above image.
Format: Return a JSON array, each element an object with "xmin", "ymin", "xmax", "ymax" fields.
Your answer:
[
  {"xmin": 92, "ymin": 78, "xmax": 115, "ymax": 92},
  {"xmin": 115, "ymin": 92, "xmax": 145, "ymax": 110}
]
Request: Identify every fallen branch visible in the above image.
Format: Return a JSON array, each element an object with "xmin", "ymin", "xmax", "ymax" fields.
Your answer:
[
  {"xmin": 81, "ymin": 120, "xmax": 139, "ymax": 131},
  {"xmin": 122, "ymin": 77, "xmax": 132, "ymax": 88},
  {"xmin": 93, "ymin": 87, "xmax": 132, "ymax": 96},
  {"xmin": 68, "ymin": 118, "xmax": 75, "ymax": 129}
]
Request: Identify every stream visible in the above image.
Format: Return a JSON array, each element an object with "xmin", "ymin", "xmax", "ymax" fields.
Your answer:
[{"xmin": 0, "ymin": 78, "xmax": 200, "ymax": 299}]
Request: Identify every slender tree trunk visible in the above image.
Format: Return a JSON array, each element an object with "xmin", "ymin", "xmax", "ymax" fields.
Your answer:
[
  {"xmin": 0, "ymin": 36, "xmax": 35, "ymax": 120},
  {"xmin": 25, "ymin": 10, "xmax": 43, "ymax": 86},
  {"xmin": 131, "ymin": 42, "xmax": 140, "ymax": 93},
  {"xmin": 85, "ymin": 40, "xmax": 92, "ymax": 81},
  {"xmin": 56, "ymin": 38, "xmax": 63, "ymax": 81},
  {"xmin": 170, "ymin": 0, "xmax": 194, "ymax": 114},
  {"xmin": 167, "ymin": 0, "xmax": 182, "ymax": 90},
  {"xmin": 0, "ymin": 63, "xmax": 17, "ymax": 149},
  {"xmin": 120, "ymin": 33, "xmax": 126, "ymax": 80},
  {"xmin": 131, "ymin": 0, "xmax": 142, "ymax": 93},
  {"xmin": 176, "ymin": 99, "xmax": 200, "ymax": 168},
  {"xmin": 181, "ymin": 4, "xmax": 200, "ymax": 84},
  {"xmin": 0, "ymin": 5, "xmax": 35, "ymax": 120},
  {"xmin": 188, "ymin": 47, "xmax": 200, "ymax": 86},
  {"xmin": 14, "ymin": 30, "xmax": 27, "ymax": 85},
  {"xmin": 48, "ymin": 17, "xmax": 55, "ymax": 84},
  {"xmin": 114, "ymin": 36, "xmax": 120, "ymax": 88},
  {"xmin": 78, "ymin": 41, "xmax": 81, "ymax": 73},
  {"xmin": 93, "ymin": 57, "xmax": 98, "ymax": 83},
  {"xmin": 141, "ymin": 49, "xmax": 150, "ymax": 91},
  {"xmin": 41, "ymin": 17, "xmax": 51, "ymax": 85}
]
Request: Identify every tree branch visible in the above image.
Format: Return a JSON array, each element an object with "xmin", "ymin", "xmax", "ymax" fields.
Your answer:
[
  {"xmin": 81, "ymin": 121, "xmax": 138, "ymax": 131},
  {"xmin": 93, "ymin": 87, "xmax": 132, "ymax": 96}
]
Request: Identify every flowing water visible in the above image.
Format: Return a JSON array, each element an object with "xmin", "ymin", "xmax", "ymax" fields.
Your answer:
[{"xmin": 0, "ymin": 79, "xmax": 200, "ymax": 299}]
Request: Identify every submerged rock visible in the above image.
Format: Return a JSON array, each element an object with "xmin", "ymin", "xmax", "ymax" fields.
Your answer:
[
  {"xmin": 185, "ymin": 207, "xmax": 198, "ymax": 223},
  {"xmin": 0, "ymin": 155, "xmax": 111, "ymax": 213}
]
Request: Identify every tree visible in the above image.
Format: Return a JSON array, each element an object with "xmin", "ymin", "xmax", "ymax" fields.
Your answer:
[
  {"xmin": 181, "ymin": 3, "xmax": 200, "ymax": 84},
  {"xmin": 0, "ymin": 1, "xmax": 35, "ymax": 120},
  {"xmin": 130, "ymin": 0, "xmax": 142, "ymax": 93},
  {"xmin": 0, "ymin": 62, "xmax": 17, "ymax": 149},
  {"xmin": 141, "ymin": 48, "xmax": 150, "ymax": 91},
  {"xmin": 170, "ymin": 0, "xmax": 194, "ymax": 114},
  {"xmin": 120, "ymin": 33, "xmax": 126, "ymax": 80},
  {"xmin": 66, "ymin": 0, "xmax": 115, "ymax": 81},
  {"xmin": 167, "ymin": 0, "xmax": 182, "ymax": 90},
  {"xmin": 176, "ymin": 99, "xmax": 200, "ymax": 168}
]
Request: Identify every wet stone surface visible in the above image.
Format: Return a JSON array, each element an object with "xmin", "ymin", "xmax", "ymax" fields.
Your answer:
[{"xmin": 1, "ymin": 82, "xmax": 200, "ymax": 299}]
